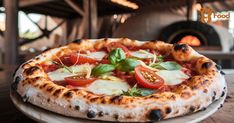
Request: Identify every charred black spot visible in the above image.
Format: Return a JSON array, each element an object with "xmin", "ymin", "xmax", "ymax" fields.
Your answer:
[
  {"xmin": 212, "ymin": 96, "xmax": 216, "ymax": 101},
  {"xmin": 114, "ymin": 114, "xmax": 119, "ymax": 120},
  {"xmin": 149, "ymin": 109, "xmax": 162, "ymax": 121},
  {"xmin": 75, "ymin": 105, "xmax": 80, "ymax": 111},
  {"xmin": 41, "ymin": 83, "xmax": 49, "ymax": 89},
  {"xmin": 63, "ymin": 91, "xmax": 73, "ymax": 98},
  {"xmin": 101, "ymin": 99, "xmax": 106, "ymax": 104},
  {"xmin": 98, "ymin": 111, "xmax": 104, "ymax": 117},
  {"xmin": 110, "ymin": 95, "xmax": 123, "ymax": 103},
  {"xmin": 221, "ymin": 91, "xmax": 225, "ymax": 97},
  {"xmin": 35, "ymin": 57, "xmax": 40, "ymax": 60},
  {"xmin": 72, "ymin": 39, "xmax": 82, "ymax": 43},
  {"xmin": 90, "ymin": 97, "xmax": 99, "ymax": 102},
  {"xmin": 202, "ymin": 107, "xmax": 207, "ymax": 111},
  {"xmin": 22, "ymin": 95, "xmax": 29, "ymax": 102},
  {"xmin": 220, "ymin": 71, "xmax": 225, "ymax": 75},
  {"xmin": 215, "ymin": 64, "xmax": 222, "ymax": 70},
  {"xmin": 47, "ymin": 98, "xmax": 50, "ymax": 102},
  {"xmin": 53, "ymin": 89, "xmax": 62, "ymax": 97},
  {"xmin": 189, "ymin": 106, "xmax": 196, "ymax": 112},
  {"xmin": 24, "ymin": 66, "xmax": 40, "ymax": 75},
  {"xmin": 201, "ymin": 62, "xmax": 213, "ymax": 69},
  {"xmin": 103, "ymin": 38, "xmax": 108, "ymax": 41},
  {"xmin": 46, "ymin": 86, "xmax": 54, "ymax": 92},
  {"xmin": 174, "ymin": 44, "xmax": 188, "ymax": 52},
  {"xmin": 212, "ymin": 91, "xmax": 216, "ymax": 101},
  {"xmin": 218, "ymin": 104, "xmax": 223, "ymax": 109},
  {"xmin": 165, "ymin": 107, "xmax": 172, "ymax": 114},
  {"xmin": 87, "ymin": 110, "xmax": 96, "ymax": 118},
  {"xmin": 11, "ymin": 76, "xmax": 21, "ymax": 90},
  {"xmin": 214, "ymin": 91, "xmax": 216, "ymax": 96}
]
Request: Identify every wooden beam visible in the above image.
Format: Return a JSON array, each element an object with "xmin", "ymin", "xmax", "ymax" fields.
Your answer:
[
  {"xmin": 65, "ymin": 0, "xmax": 84, "ymax": 16},
  {"xmin": 19, "ymin": 0, "xmax": 55, "ymax": 8},
  {"xmin": 4, "ymin": 0, "xmax": 19, "ymax": 65},
  {"xmin": 85, "ymin": 0, "xmax": 98, "ymax": 38}
]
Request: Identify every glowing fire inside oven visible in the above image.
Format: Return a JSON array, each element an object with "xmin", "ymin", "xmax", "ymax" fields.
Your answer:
[{"xmin": 178, "ymin": 35, "xmax": 201, "ymax": 46}]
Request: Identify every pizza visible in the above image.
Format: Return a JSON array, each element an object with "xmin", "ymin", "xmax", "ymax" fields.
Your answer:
[{"xmin": 12, "ymin": 38, "xmax": 226, "ymax": 122}]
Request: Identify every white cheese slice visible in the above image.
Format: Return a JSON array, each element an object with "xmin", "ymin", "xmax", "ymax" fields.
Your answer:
[
  {"xmin": 156, "ymin": 70, "xmax": 189, "ymax": 85},
  {"xmin": 47, "ymin": 64, "xmax": 94, "ymax": 81},
  {"xmin": 86, "ymin": 79, "xmax": 130, "ymax": 95},
  {"xmin": 130, "ymin": 50, "xmax": 154, "ymax": 59},
  {"xmin": 80, "ymin": 51, "xmax": 106, "ymax": 60}
]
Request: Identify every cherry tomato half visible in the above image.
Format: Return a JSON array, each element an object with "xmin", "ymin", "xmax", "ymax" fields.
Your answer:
[
  {"xmin": 135, "ymin": 65, "xmax": 164, "ymax": 89},
  {"xmin": 70, "ymin": 53, "xmax": 98, "ymax": 65},
  {"xmin": 64, "ymin": 76, "xmax": 96, "ymax": 86}
]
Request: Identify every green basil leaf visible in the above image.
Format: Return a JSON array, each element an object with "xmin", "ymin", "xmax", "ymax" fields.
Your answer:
[
  {"xmin": 157, "ymin": 55, "xmax": 164, "ymax": 62},
  {"xmin": 122, "ymin": 85, "xmax": 155, "ymax": 97},
  {"xmin": 91, "ymin": 64, "xmax": 115, "ymax": 76},
  {"xmin": 139, "ymin": 88, "xmax": 155, "ymax": 96},
  {"xmin": 116, "ymin": 58, "xmax": 140, "ymax": 72},
  {"xmin": 150, "ymin": 61, "xmax": 182, "ymax": 70},
  {"xmin": 108, "ymin": 48, "xmax": 126, "ymax": 65}
]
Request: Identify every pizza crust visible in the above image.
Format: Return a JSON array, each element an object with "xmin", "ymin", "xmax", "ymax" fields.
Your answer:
[{"xmin": 12, "ymin": 38, "xmax": 226, "ymax": 122}]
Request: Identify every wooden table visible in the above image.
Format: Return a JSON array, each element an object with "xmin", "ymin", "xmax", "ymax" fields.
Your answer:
[{"xmin": 0, "ymin": 67, "xmax": 233, "ymax": 123}]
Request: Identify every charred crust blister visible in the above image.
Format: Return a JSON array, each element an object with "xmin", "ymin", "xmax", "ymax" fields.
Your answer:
[
  {"xmin": 75, "ymin": 105, "xmax": 80, "ymax": 111},
  {"xmin": 189, "ymin": 106, "xmax": 196, "ymax": 112},
  {"xmin": 98, "ymin": 111, "xmax": 104, "ymax": 117},
  {"xmin": 149, "ymin": 109, "xmax": 162, "ymax": 121},
  {"xmin": 201, "ymin": 62, "xmax": 213, "ymax": 69},
  {"xmin": 220, "ymin": 71, "xmax": 225, "ymax": 75},
  {"xmin": 165, "ymin": 107, "xmax": 172, "ymax": 114},
  {"xmin": 110, "ymin": 95, "xmax": 123, "ymax": 103},
  {"xmin": 11, "ymin": 76, "xmax": 21, "ymax": 91},
  {"xmin": 221, "ymin": 91, "xmax": 225, "ymax": 97},
  {"xmin": 215, "ymin": 64, "xmax": 222, "ymax": 70},
  {"xmin": 22, "ymin": 94, "xmax": 29, "ymax": 102},
  {"xmin": 24, "ymin": 66, "xmax": 40, "ymax": 75},
  {"xmin": 174, "ymin": 44, "xmax": 188, "ymax": 52},
  {"xmin": 87, "ymin": 110, "xmax": 96, "ymax": 118},
  {"xmin": 53, "ymin": 89, "xmax": 62, "ymax": 97},
  {"xmin": 63, "ymin": 91, "xmax": 73, "ymax": 98},
  {"xmin": 212, "ymin": 91, "xmax": 216, "ymax": 102},
  {"xmin": 218, "ymin": 104, "xmax": 223, "ymax": 110},
  {"xmin": 114, "ymin": 114, "xmax": 119, "ymax": 120},
  {"xmin": 72, "ymin": 39, "xmax": 82, "ymax": 43}
]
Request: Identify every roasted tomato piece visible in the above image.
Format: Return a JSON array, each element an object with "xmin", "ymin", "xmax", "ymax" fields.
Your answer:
[
  {"xmin": 135, "ymin": 65, "xmax": 164, "ymax": 89},
  {"xmin": 70, "ymin": 53, "xmax": 98, "ymax": 65},
  {"xmin": 64, "ymin": 76, "xmax": 96, "ymax": 86},
  {"xmin": 40, "ymin": 63, "xmax": 58, "ymax": 72}
]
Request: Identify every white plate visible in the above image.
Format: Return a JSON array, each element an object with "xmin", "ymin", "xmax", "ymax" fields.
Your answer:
[{"xmin": 10, "ymin": 83, "xmax": 226, "ymax": 123}]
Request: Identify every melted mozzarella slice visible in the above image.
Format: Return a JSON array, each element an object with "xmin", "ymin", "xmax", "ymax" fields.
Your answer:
[
  {"xmin": 86, "ymin": 80, "xmax": 130, "ymax": 95},
  {"xmin": 156, "ymin": 70, "xmax": 189, "ymax": 85},
  {"xmin": 80, "ymin": 51, "xmax": 106, "ymax": 60},
  {"xmin": 47, "ymin": 64, "xmax": 94, "ymax": 81},
  {"xmin": 130, "ymin": 50, "xmax": 154, "ymax": 59}
]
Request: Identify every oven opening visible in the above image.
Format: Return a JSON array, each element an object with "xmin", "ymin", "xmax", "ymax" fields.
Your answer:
[{"xmin": 178, "ymin": 35, "xmax": 201, "ymax": 47}]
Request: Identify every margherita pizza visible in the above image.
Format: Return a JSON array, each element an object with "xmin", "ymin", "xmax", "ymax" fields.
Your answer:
[{"xmin": 12, "ymin": 38, "xmax": 226, "ymax": 122}]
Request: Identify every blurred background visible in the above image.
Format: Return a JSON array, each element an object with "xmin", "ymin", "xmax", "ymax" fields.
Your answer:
[
  {"xmin": 0, "ymin": 0, "xmax": 234, "ymax": 68},
  {"xmin": 0, "ymin": 0, "xmax": 234, "ymax": 122}
]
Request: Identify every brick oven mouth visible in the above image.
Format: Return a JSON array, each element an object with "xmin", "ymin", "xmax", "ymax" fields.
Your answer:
[{"xmin": 159, "ymin": 21, "xmax": 222, "ymax": 51}]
